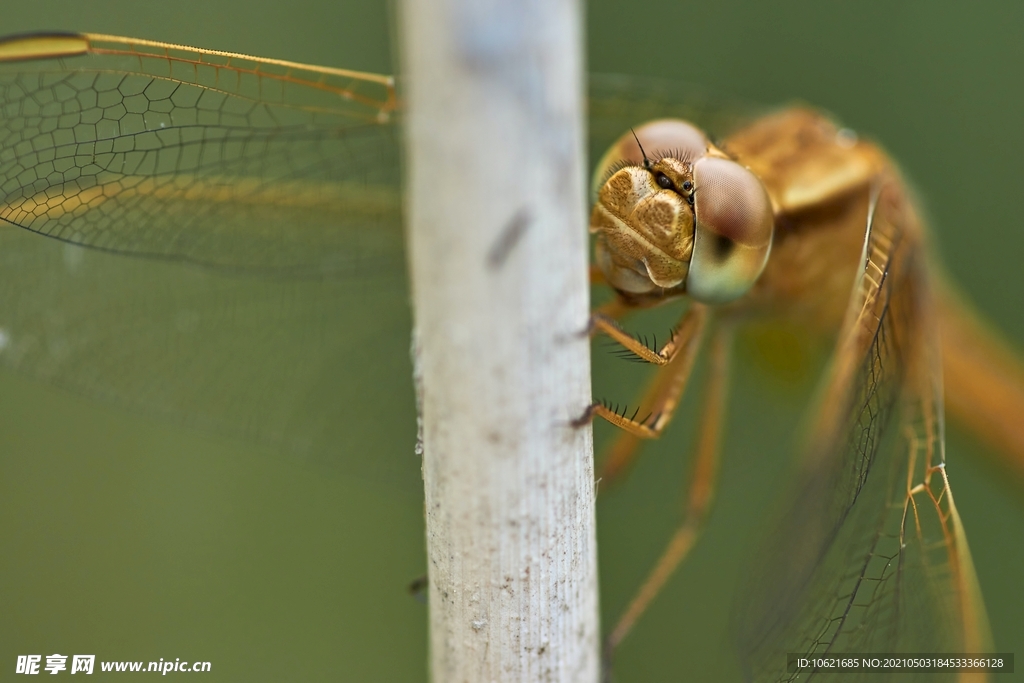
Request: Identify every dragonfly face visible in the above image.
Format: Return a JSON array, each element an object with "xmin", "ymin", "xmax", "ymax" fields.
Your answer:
[
  {"xmin": 0, "ymin": 31, "xmax": 1013, "ymax": 682},
  {"xmin": 589, "ymin": 119, "xmax": 773, "ymax": 305}
]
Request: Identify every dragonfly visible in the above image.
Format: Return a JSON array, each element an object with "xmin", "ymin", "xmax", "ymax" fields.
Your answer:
[{"xmin": 0, "ymin": 32, "xmax": 1017, "ymax": 680}]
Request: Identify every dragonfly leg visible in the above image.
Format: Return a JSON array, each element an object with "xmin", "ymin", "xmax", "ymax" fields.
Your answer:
[
  {"xmin": 590, "ymin": 302, "xmax": 708, "ymax": 366},
  {"xmin": 603, "ymin": 325, "xmax": 733, "ymax": 662},
  {"xmin": 596, "ymin": 306, "xmax": 708, "ymax": 485},
  {"xmin": 583, "ymin": 305, "xmax": 709, "ymax": 481}
]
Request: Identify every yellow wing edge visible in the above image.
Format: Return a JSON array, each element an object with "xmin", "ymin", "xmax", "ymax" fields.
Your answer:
[{"xmin": 0, "ymin": 31, "xmax": 397, "ymax": 115}]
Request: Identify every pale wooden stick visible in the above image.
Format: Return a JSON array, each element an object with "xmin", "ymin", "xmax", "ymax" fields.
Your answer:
[{"xmin": 400, "ymin": 0, "xmax": 599, "ymax": 681}]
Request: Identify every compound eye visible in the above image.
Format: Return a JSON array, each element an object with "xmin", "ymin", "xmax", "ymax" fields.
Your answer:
[
  {"xmin": 686, "ymin": 156, "xmax": 773, "ymax": 304},
  {"xmin": 591, "ymin": 119, "xmax": 709, "ymax": 195},
  {"xmin": 631, "ymin": 119, "xmax": 708, "ymax": 161}
]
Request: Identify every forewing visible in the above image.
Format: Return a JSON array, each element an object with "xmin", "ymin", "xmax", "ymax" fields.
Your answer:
[
  {"xmin": 0, "ymin": 34, "xmax": 414, "ymax": 485},
  {"xmin": 734, "ymin": 180, "xmax": 991, "ymax": 682},
  {"xmin": 0, "ymin": 33, "xmax": 401, "ymax": 272}
]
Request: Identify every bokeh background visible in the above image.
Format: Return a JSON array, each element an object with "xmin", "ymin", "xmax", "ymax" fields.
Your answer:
[{"xmin": 1, "ymin": 1, "xmax": 1021, "ymax": 681}]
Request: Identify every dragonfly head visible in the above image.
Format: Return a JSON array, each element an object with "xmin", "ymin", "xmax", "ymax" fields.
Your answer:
[{"xmin": 591, "ymin": 119, "xmax": 774, "ymax": 304}]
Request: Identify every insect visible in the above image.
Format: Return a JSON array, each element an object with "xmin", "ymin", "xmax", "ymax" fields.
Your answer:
[
  {"xmin": 584, "ymin": 110, "xmax": 1000, "ymax": 679},
  {"xmin": 0, "ymin": 32, "xmax": 1018, "ymax": 680}
]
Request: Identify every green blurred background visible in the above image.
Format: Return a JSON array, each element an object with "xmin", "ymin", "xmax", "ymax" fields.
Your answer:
[{"xmin": 1, "ymin": 1, "xmax": 1021, "ymax": 681}]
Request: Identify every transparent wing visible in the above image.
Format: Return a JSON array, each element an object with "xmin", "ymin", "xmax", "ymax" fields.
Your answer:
[
  {"xmin": 0, "ymin": 33, "xmax": 414, "ymax": 485},
  {"xmin": 734, "ymin": 179, "xmax": 991, "ymax": 681},
  {"xmin": 0, "ymin": 33, "xmax": 401, "ymax": 272}
]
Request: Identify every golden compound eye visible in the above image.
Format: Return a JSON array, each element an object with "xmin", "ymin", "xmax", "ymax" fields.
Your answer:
[{"xmin": 686, "ymin": 156, "xmax": 773, "ymax": 304}]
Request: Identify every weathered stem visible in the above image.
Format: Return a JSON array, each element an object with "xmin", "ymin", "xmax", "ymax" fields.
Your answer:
[{"xmin": 400, "ymin": 0, "xmax": 599, "ymax": 680}]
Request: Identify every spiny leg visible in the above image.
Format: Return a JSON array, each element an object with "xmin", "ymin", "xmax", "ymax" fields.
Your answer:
[
  {"xmin": 604, "ymin": 324, "xmax": 734, "ymax": 664},
  {"xmin": 590, "ymin": 302, "xmax": 706, "ymax": 367},
  {"xmin": 597, "ymin": 304, "xmax": 709, "ymax": 485},
  {"xmin": 587, "ymin": 304, "xmax": 709, "ymax": 442}
]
